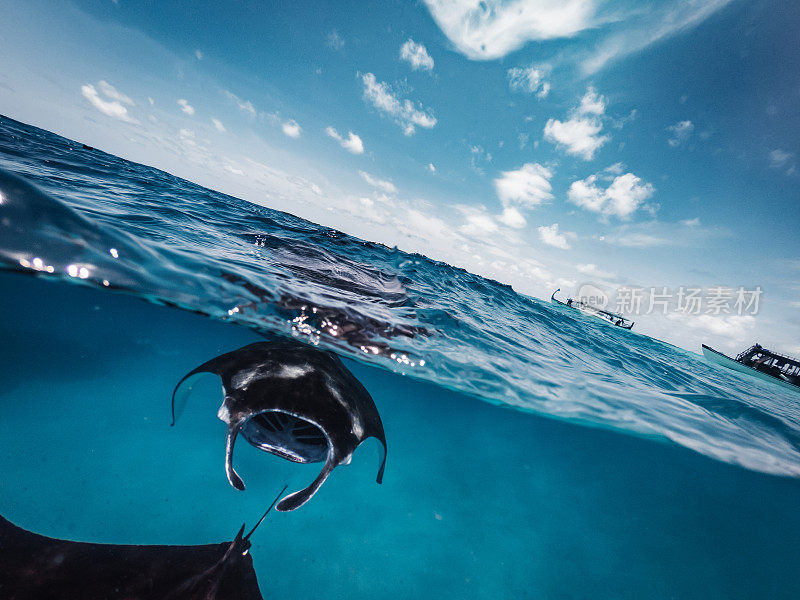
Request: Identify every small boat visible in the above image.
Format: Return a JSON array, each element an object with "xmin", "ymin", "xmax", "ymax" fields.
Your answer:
[
  {"xmin": 550, "ymin": 289, "xmax": 634, "ymax": 330},
  {"xmin": 702, "ymin": 343, "xmax": 800, "ymax": 391}
]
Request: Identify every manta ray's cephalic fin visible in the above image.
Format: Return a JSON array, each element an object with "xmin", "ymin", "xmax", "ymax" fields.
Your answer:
[
  {"xmin": 224, "ymin": 423, "xmax": 246, "ymax": 491},
  {"xmin": 276, "ymin": 453, "xmax": 336, "ymax": 512}
]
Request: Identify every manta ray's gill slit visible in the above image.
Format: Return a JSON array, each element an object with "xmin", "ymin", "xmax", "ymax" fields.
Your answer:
[
  {"xmin": 293, "ymin": 422, "xmax": 327, "ymax": 439},
  {"xmin": 242, "ymin": 411, "xmax": 328, "ymax": 462},
  {"xmin": 253, "ymin": 412, "xmax": 281, "ymax": 432}
]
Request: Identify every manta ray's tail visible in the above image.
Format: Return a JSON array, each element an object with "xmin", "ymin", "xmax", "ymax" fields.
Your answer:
[
  {"xmin": 367, "ymin": 412, "xmax": 388, "ymax": 485},
  {"xmin": 375, "ymin": 435, "xmax": 387, "ymax": 484}
]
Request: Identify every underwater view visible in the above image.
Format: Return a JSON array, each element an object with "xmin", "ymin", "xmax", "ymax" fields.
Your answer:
[{"xmin": 2, "ymin": 115, "xmax": 800, "ymax": 598}]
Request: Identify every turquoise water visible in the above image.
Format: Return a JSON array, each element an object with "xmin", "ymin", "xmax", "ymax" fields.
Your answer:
[{"xmin": 2, "ymin": 115, "xmax": 800, "ymax": 597}]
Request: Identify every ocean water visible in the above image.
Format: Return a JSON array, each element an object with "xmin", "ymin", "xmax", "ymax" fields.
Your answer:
[{"xmin": 1, "ymin": 114, "xmax": 799, "ymax": 598}]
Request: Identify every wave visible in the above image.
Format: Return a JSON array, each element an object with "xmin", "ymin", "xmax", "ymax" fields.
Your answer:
[{"xmin": 1, "ymin": 114, "xmax": 799, "ymax": 478}]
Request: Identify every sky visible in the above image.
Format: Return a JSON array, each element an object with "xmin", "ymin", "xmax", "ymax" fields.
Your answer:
[{"xmin": 0, "ymin": 0, "xmax": 798, "ymax": 354}]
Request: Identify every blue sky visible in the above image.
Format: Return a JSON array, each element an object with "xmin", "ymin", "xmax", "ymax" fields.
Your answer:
[{"xmin": 1, "ymin": 0, "xmax": 798, "ymax": 353}]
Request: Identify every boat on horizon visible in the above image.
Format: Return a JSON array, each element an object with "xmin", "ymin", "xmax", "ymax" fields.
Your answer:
[
  {"xmin": 550, "ymin": 289, "xmax": 635, "ymax": 330},
  {"xmin": 702, "ymin": 343, "xmax": 800, "ymax": 391}
]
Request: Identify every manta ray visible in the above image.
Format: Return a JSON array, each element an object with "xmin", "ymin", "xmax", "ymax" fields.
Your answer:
[
  {"xmin": 172, "ymin": 340, "xmax": 388, "ymax": 512},
  {"xmin": 0, "ymin": 486, "xmax": 285, "ymax": 600}
]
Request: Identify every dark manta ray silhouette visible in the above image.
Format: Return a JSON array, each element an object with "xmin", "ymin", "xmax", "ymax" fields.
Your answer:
[
  {"xmin": 0, "ymin": 486, "xmax": 286, "ymax": 600},
  {"xmin": 172, "ymin": 340, "xmax": 387, "ymax": 512}
]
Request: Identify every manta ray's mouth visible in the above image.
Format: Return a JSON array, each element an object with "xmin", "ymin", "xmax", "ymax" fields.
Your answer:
[{"xmin": 241, "ymin": 411, "xmax": 328, "ymax": 464}]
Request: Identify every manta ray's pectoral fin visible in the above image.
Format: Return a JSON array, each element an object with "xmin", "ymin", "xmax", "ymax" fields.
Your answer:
[
  {"xmin": 165, "ymin": 524, "xmax": 247, "ymax": 600},
  {"xmin": 170, "ymin": 363, "xmax": 222, "ymax": 426},
  {"xmin": 225, "ymin": 425, "xmax": 246, "ymax": 491},
  {"xmin": 276, "ymin": 452, "xmax": 335, "ymax": 512}
]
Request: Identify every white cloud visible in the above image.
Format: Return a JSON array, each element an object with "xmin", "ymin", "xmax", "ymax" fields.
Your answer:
[
  {"xmin": 489, "ymin": 163, "xmax": 554, "ymax": 229},
  {"xmin": 81, "ymin": 82, "xmax": 138, "ymax": 124},
  {"xmin": 400, "ymin": 39, "xmax": 435, "ymax": 71},
  {"xmin": 177, "ymin": 98, "xmax": 195, "ymax": 115},
  {"xmin": 423, "ymin": 0, "xmax": 597, "ymax": 60},
  {"xmin": 494, "ymin": 163, "xmax": 553, "ymax": 208},
  {"xmin": 544, "ymin": 119, "xmax": 606, "ymax": 160},
  {"xmin": 603, "ymin": 232, "xmax": 668, "ymax": 247},
  {"xmin": 568, "ymin": 176, "xmax": 605, "ymax": 212},
  {"xmin": 195, "ymin": 49, "xmax": 203, "ymax": 60},
  {"xmin": 359, "ymin": 170, "xmax": 398, "ymax": 194},
  {"xmin": 211, "ymin": 118, "xmax": 226, "ymax": 132},
  {"xmin": 769, "ymin": 149, "xmax": 792, "ymax": 167},
  {"xmin": 325, "ymin": 126, "xmax": 364, "ymax": 154},
  {"xmin": 498, "ymin": 206, "xmax": 526, "ymax": 229},
  {"xmin": 576, "ymin": 263, "xmax": 616, "ymax": 279},
  {"xmin": 507, "ymin": 65, "xmax": 550, "ymax": 98},
  {"xmin": 469, "ymin": 145, "xmax": 492, "ymax": 174},
  {"xmin": 224, "ymin": 164, "xmax": 244, "ymax": 176},
  {"xmin": 578, "ymin": 89, "xmax": 606, "ymax": 115},
  {"xmin": 597, "ymin": 217, "xmax": 724, "ymax": 249},
  {"xmin": 603, "ymin": 174, "xmax": 655, "ymax": 219},
  {"xmin": 568, "ymin": 171, "xmax": 655, "ymax": 219},
  {"xmin": 581, "ymin": 1, "xmax": 734, "ymax": 75},
  {"xmin": 538, "ymin": 223, "xmax": 571, "ymax": 249},
  {"xmin": 667, "ymin": 120, "xmax": 693, "ymax": 147},
  {"xmin": 224, "ymin": 90, "xmax": 257, "ymax": 118},
  {"xmin": 769, "ymin": 149, "xmax": 793, "ymax": 168},
  {"xmin": 360, "ymin": 72, "xmax": 437, "ymax": 135},
  {"xmin": 611, "ymin": 109, "xmax": 638, "ymax": 130},
  {"xmin": 326, "ymin": 30, "xmax": 345, "ymax": 50},
  {"xmin": 424, "ymin": 0, "xmax": 732, "ymax": 75},
  {"xmin": 668, "ymin": 312, "xmax": 755, "ymax": 343},
  {"xmin": 282, "ymin": 119, "xmax": 301, "ymax": 138},
  {"xmin": 544, "ymin": 88, "xmax": 609, "ymax": 160},
  {"xmin": 460, "ymin": 209, "xmax": 500, "ymax": 237},
  {"xmin": 340, "ymin": 134, "xmax": 363, "ymax": 154},
  {"xmin": 97, "ymin": 80, "xmax": 133, "ymax": 105}
]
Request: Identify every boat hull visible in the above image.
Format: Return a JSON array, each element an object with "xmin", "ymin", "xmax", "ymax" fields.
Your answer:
[
  {"xmin": 550, "ymin": 289, "xmax": 634, "ymax": 330},
  {"xmin": 701, "ymin": 345, "xmax": 800, "ymax": 392}
]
